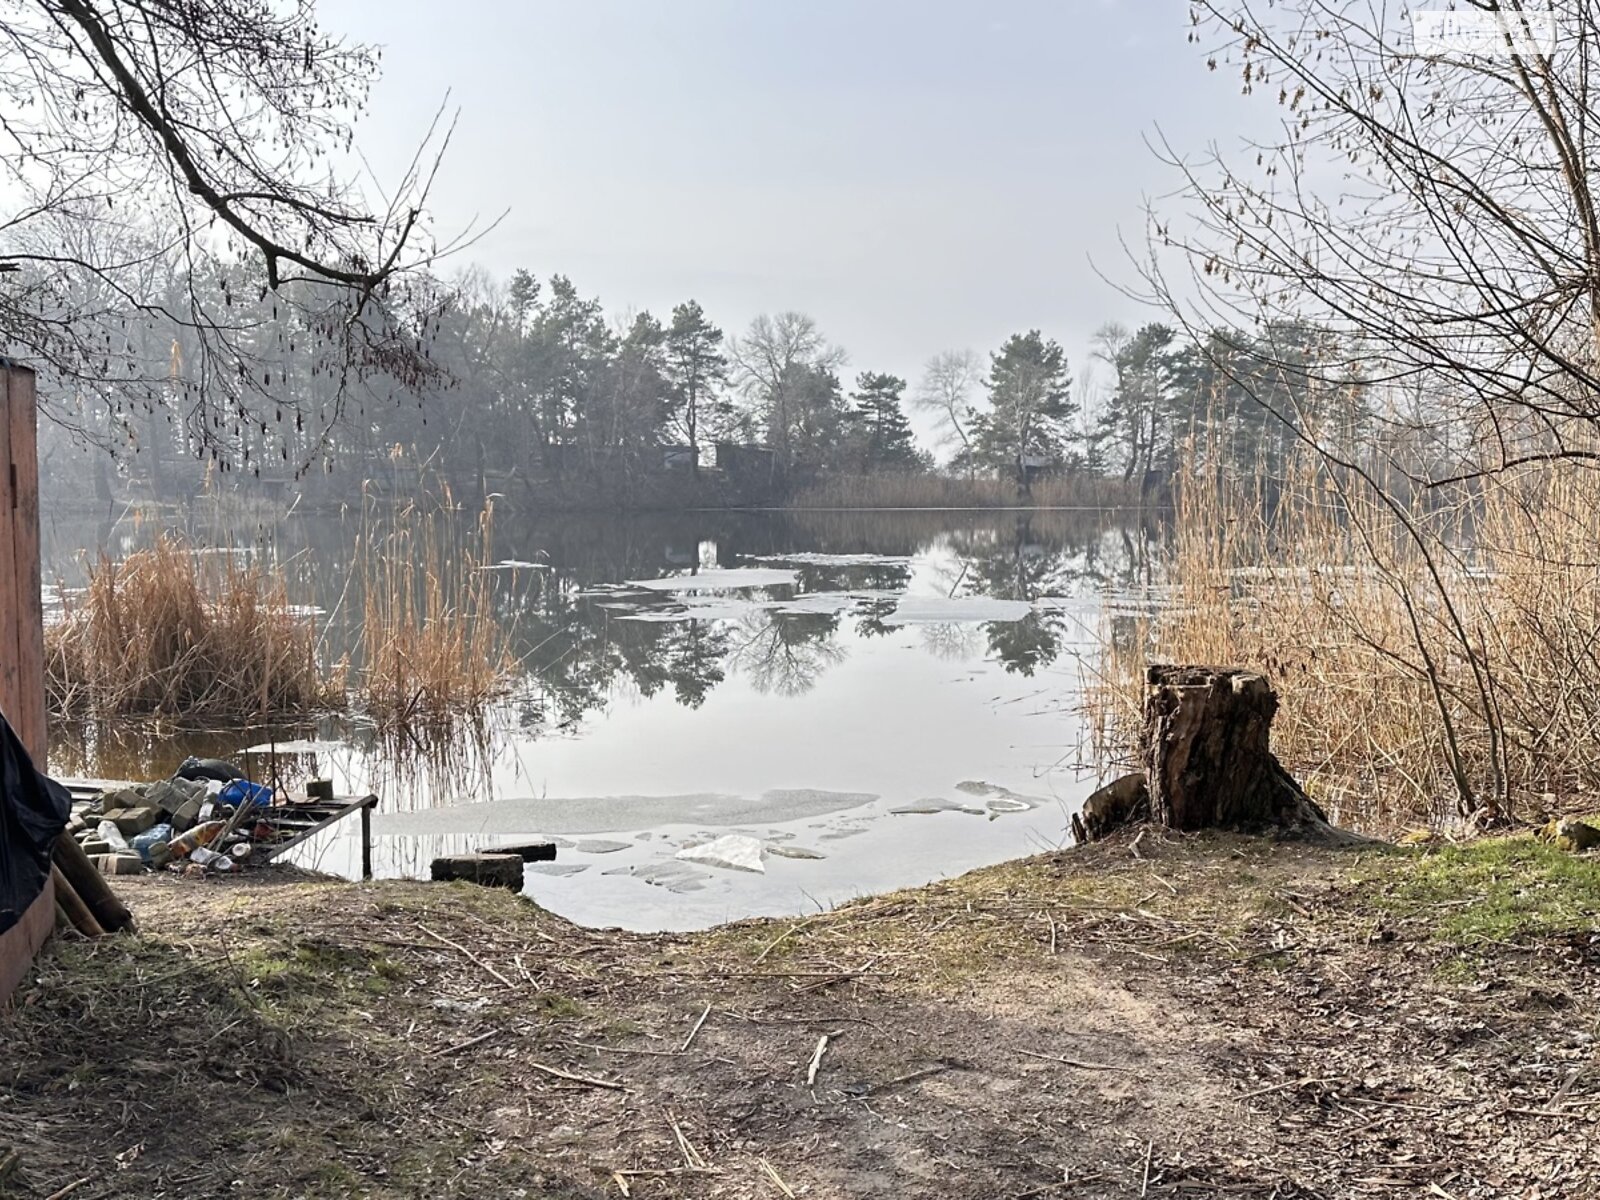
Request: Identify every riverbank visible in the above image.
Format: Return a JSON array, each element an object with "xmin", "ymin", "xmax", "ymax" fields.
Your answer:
[{"xmin": 4, "ymin": 829, "xmax": 1597, "ymax": 1198}]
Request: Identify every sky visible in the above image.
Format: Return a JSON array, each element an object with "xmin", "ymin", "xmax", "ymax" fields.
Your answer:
[{"xmin": 322, "ymin": 0, "xmax": 1267, "ymax": 429}]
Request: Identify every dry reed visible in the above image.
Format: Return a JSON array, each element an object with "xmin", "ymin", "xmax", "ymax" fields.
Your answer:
[
  {"xmin": 45, "ymin": 537, "xmax": 336, "ymax": 721},
  {"xmin": 353, "ymin": 494, "xmax": 514, "ymax": 731},
  {"xmin": 1092, "ymin": 445, "xmax": 1600, "ymax": 832}
]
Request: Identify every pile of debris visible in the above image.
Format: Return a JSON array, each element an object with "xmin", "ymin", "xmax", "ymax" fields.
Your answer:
[{"xmin": 66, "ymin": 756, "xmax": 338, "ymax": 877}]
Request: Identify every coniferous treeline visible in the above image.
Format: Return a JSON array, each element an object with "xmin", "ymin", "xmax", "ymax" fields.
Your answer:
[{"xmin": 38, "ymin": 256, "xmax": 1416, "ymax": 510}]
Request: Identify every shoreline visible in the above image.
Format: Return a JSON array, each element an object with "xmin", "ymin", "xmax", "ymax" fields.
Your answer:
[{"xmin": 4, "ymin": 826, "xmax": 1596, "ymax": 1197}]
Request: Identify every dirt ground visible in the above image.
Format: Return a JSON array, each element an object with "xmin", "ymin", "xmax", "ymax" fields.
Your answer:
[{"xmin": 2, "ymin": 829, "xmax": 1598, "ymax": 1199}]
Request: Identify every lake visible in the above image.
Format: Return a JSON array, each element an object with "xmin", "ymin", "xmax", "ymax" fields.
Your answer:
[{"xmin": 42, "ymin": 504, "xmax": 1158, "ymax": 929}]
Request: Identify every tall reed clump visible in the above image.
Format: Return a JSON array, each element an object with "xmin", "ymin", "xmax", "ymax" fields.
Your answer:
[
  {"xmin": 354, "ymin": 495, "xmax": 514, "ymax": 731},
  {"xmin": 46, "ymin": 537, "xmax": 335, "ymax": 720},
  {"xmin": 1090, "ymin": 446, "xmax": 1600, "ymax": 833},
  {"xmin": 789, "ymin": 472, "xmax": 1141, "ymax": 509}
]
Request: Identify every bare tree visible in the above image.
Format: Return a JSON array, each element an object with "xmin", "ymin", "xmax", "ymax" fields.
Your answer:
[
  {"xmin": 1155, "ymin": 1, "xmax": 1600, "ymax": 485},
  {"xmin": 1138, "ymin": 1, "xmax": 1600, "ymax": 822},
  {"xmin": 913, "ymin": 349, "xmax": 981, "ymax": 470},
  {"xmin": 729, "ymin": 312, "xmax": 844, "ymax": 470},
  {"xmin": 0, "ymin": 0, "xmax": 464, "ymax": 464}
]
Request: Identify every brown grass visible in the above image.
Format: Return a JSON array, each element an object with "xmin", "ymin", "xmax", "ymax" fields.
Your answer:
[
  {"xmin": 45, "ymin": 536, "xmax": 336, "ymax": 721},
  {"xmin": 789, "ymin": 471, "xmax": 1141, "ymax": 509},
  {"xmin": 1091, "ymin": 447, "xmax": 1600, "ymax": 832},
  {"xmin": 353, "ymin": 495, "xmax": 514, "ymax": 731}
]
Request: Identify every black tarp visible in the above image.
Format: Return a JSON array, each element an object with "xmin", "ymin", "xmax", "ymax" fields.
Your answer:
[{"xmin": 0, "ymin": 710, "xmax": 68, "ymax": 935}]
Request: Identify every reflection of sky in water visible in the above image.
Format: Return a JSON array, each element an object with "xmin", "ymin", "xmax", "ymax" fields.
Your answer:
[{"xmin": 42, "ymin": 508, "xmax": 1162, "ymax": 928}]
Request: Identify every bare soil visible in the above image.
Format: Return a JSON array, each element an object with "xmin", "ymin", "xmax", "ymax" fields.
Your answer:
[{"xmin": 2, "ymin": 829, "xmax": 1597, "ymax": 1199}]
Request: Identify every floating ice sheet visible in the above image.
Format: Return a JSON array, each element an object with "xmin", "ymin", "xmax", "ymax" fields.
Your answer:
[
  {"xmin": 748, "ymin": 552, "xmax": 912, "ymax": 567},
  {"xmin": 890, "ymin": 797, "xmax": 986, "ymax": 816},
  {"xmin": 627, "ymin": 569, "xmax": 798, "ymax": 593},
  {"xmin": 675, "ymin": 833, "xmax": 767, "ymax": 873},
  {"xmin": 881, "ymin": 596, "xmax": 1034, "ymax": 625}
]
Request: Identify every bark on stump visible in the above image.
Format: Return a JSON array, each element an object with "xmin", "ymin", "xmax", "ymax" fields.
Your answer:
[{"xmin": 1077, "ymin": 665, "xmax": 1363, "ymax": 845}]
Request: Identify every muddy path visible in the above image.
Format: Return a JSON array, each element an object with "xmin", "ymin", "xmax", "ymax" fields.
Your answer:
[{"xmin": 2, "ymin": 831, "xmax": 1596, "ymax": 1198}]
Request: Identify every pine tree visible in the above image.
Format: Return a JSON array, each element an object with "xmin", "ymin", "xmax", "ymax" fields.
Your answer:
[
  {"xmin": 972, "ymin": 331, "xmax": 1076, "ymax": 492},
  {"xmin": 663, "ymin": 301, "xmax": 728, "ymax": 474},
  {"xmin": 848, "ymin": 371, "xmax": 921, "ymax": 469}
]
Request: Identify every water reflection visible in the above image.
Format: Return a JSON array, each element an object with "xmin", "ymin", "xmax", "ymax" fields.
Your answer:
[{"xmin": 43, "ymin": 506, "xmax": 1159, "ymax": 792}]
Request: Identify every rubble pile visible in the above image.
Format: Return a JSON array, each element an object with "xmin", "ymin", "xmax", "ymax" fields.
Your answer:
[{"xmin": 65, "ymin": 756, "xmax": 331, "ymax": 877}]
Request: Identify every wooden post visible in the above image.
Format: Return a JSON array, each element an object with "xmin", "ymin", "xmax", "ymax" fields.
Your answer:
[
  {"xmin": 0, "ymin": 362, "xmax": 67, "ymax": 1008},
  {"xmin": 1, "ymin": 363, "xmax": 45, "ymax": 758},
  {"xmin": 361, "ymin": 799, "xmax": 373, "ymax": 881}
]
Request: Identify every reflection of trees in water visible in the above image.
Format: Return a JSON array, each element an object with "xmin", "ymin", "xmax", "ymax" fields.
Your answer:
[
  {"xmin": 919, "ymin": 622, "xmax": 981, "ymax": 661},
  {"xmin": 728, "ymin": 610, "xmax": 847, "ymax": 697},
  {"xmin": 933, "ymin": 513, "xmax": 1164, "ymax": 676},
  {"xmin": 46, "ymin": 506, "xmax": 1166, "ymax": 778}
]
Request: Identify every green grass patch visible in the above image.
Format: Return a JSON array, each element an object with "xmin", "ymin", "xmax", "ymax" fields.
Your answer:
[{"xmin": 1374, "ymin": 836, "xmax": 1600, "ymax": 945}]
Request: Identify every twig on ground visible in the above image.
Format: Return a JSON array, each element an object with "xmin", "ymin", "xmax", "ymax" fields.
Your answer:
[
  {"xmin": 1140, "ymin": 1139, "xmax": 1154, "ymax": 1196},
  {"xmin": 754, "ymin": 920, "xmax": 809, "ymax": 965},
  {"xmin": 418, "ymin": 922, "xmax": 515, "ymax": 989},
  {"xmin": 758, "ymin": 1158, "xmax": 797, "ymax": 1197},
  {"xmin": 681, "ymin": 1003, "xmax": 712, "ymax": 1053},
  {"xmin": 1237, "ymin": 1076, "xmax": 1328, "ymax": 1101},
  {"xmin": 432, "ymin": 1028, "xmax": 500, "ymax": 1057},
  {"xmin": 806, "ymin": 1032, "xmax": 836, "ymax": 1087},
  {"xmin": 667, "ymin": 1111, "xmax": 714, "ymax": 1172},
  {"xmin": 528, "ymin": 1060, "xmax": 626, "ymax": 1091},
  {"xmin": 1017, "ymin": 1049, "xmax": 1127, "ymax": 1072},
  {"xmin": 568, "ymin": 1040, "xmax": 681, "ymax": 1058},
  {"xmin": 869, "ymin": 1061, "xmax": 961, "ymax": 1095}
]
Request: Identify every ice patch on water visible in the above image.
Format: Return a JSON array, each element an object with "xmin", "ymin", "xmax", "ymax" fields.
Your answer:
[
  {"xmin": 954, "ymin": 781, "xmax": 1047, "ymax": 811},
  {"xmin": 675, "ymin": 833, "xmax": 767, "ymax": 873},
  {"xmin": 766, "ymin": 843, "xmax": 827, "ymax": 860},
  {"xmin": 603, "ymin": 862, "xmax": 711, "ymax": 892},
  {"xmin": 890, "ymin": 797, "xmax": 986, "ymax": 816},
  {"xmin": 767, "ymin": 593, "xmax": 866, "ymax": 616},
  {"xmin": 748, "ymin": 552, "xmax": 912, "ymax": 567},
  {"xmin": 528, "ymin": 863, "xmax": 588, "ymax": 878},
  {"xmin": 573, "ymin": 839, "xmax": 631, "ymax": 854},
  {"xmin": 615, "ymin": 597, "xmax": 767, "ymax": 623},
  {"xmin": 881, "ymin": 596, "xmax": 1033, "ymax": 625},
  {"xmin": 628, "ymin": 569, "xmax": 798, "ymax": 593},
  {"xmin": 479, "ymin": 560, "xmax": 549, "ymax": 571},
  {"xmin": 818, "ymin": 826, "xmax": 869, "ymax": 841}
]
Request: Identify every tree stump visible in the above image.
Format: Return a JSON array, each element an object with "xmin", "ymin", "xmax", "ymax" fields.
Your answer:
[{"xmin": 1077, "ymin": 665, "xmax": 1365, "ymax": 845}]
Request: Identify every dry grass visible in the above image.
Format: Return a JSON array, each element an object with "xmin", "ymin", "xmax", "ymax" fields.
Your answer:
[
  {"xmin": 789, "ymin": 471, "xmax": 1141, "ymax": 509},
  {"xmin": 353, "ymin": 495, "xmax": 514, "ymax": 731},
  {"xmin": 45, "ymin": 537, "xmax": 336, "ymax": 721},
  {"xmin": 1092, "ymin": 448, "xmax": 1600, "ymax": 832}
]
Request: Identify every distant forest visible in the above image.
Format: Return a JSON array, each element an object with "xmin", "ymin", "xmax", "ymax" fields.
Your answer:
[{"xmin": 40, "ymin": 258, "xmax": 1436, "ymax": 512}]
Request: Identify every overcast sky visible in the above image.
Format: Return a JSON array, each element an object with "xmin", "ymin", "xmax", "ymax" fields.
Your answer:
[{"xmin": 323, "ymin": 0, "xmax": 1263, "ymax": 417}]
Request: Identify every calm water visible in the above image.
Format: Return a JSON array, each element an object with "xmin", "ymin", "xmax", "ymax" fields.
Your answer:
[{"xmin": 42, "ymin": 505, "xmax": 1157, "ymax": 929}]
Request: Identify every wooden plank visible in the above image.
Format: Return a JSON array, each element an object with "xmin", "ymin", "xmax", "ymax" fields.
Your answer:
[
  {"xmin": 0, "ymin": 876, "xmax": 55, "ymax": 1004},
  {"xmin": 7, "ymin": 364, "xmax": 44, "ymax": 762},
  {"xmin": 0, "ymin": 365, "xmax": 19, "ymax": 750},
  {"xmin": 258, "ymin": 794, "xmax": 379, "ymax": 862}
]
